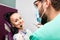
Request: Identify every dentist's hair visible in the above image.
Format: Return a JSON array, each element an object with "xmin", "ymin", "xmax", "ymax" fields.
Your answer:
[
  {"xmin": 38, "ymin": 0, "xmax": 60, "ymax": 11},
  {"xmin": 51, "ymin": 0, "xmax": 60, "ymax": 11}
]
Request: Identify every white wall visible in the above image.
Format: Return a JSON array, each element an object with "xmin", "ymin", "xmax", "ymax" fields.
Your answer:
[{"xmin": 16, "ymin": 0, "xmax": 38, "ymax": 32}]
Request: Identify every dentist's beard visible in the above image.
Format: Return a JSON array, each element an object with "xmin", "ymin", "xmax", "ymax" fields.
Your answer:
[
  {"xmin": 41, "ymin": 14, "xmax": 47, "ymax": 25},
  {"xmin": 39, "ymin": 8, "xmax": 47, "ymax": 24}
]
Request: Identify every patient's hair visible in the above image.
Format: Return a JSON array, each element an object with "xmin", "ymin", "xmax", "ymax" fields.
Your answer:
[{"xmin": 4, "ymin": 12, "xmax": 17, "ymax": 23}]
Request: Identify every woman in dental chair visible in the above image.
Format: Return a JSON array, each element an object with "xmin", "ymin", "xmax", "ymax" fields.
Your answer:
[{"xmin": 4, "ymin": 12, "xmax": 31, "ymax": 40}]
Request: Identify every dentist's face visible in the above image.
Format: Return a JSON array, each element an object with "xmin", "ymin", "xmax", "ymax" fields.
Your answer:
[
  {"xmin": 34, "ymin": 0, "xmax": 44, "ymax": 17},
  {"xmin": 34, "ymin": 0, "xmax": 47, "ymax": 24},
  {"xmin": 10, "ymin": 13, "xmax": 24, "ymax": 29}
]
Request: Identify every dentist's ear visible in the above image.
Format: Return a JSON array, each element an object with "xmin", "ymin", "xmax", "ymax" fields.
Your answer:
[
  {"xmin": 41, "ymin": 0, "xmax": 50, "ymax": 18},
  {"xmin": 44, "ymin": 0, "xmax": 50, "ymax": 8}
]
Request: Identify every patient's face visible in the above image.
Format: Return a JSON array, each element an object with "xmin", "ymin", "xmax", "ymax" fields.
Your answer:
[{"xmin": 10, "ymin": 13, "xmax": 24, "ymax": 29}]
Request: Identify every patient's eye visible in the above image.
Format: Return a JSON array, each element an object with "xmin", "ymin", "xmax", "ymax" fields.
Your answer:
[
  {"xmin": 20, "ymin": 17, "xmax": 22, "ymax": 19},
  {"xmin": 15, "ymin": 19, "xmax": 18, "ymax": 22}
]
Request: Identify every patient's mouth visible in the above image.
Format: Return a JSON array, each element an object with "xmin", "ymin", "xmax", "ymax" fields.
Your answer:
[{"xmin": 20, "ymin": 25, "xmax": 22, "ymax": 27}]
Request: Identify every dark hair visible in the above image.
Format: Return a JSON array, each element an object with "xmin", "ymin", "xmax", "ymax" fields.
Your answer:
[
  {"xmin": 39, "ymin": 0, "xmax": 60, "ymax": 11},
  {"xmin": 41, "ymin": 14, "xmax": 47, "ymax": 25},
  {"xmin": 51, "ymin": 0, "xmax": 60, "ymax": 11},
  {"xmin": 4, "ymin": 12, "xmax": 17, "ymax": 23},
  {"xmin": 4, "ymin": 12, "xmax": 18, "ymax": 35},
  {"xmin": 33, "ymin": 0, "xmax": 43, "ymax": 7}
]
